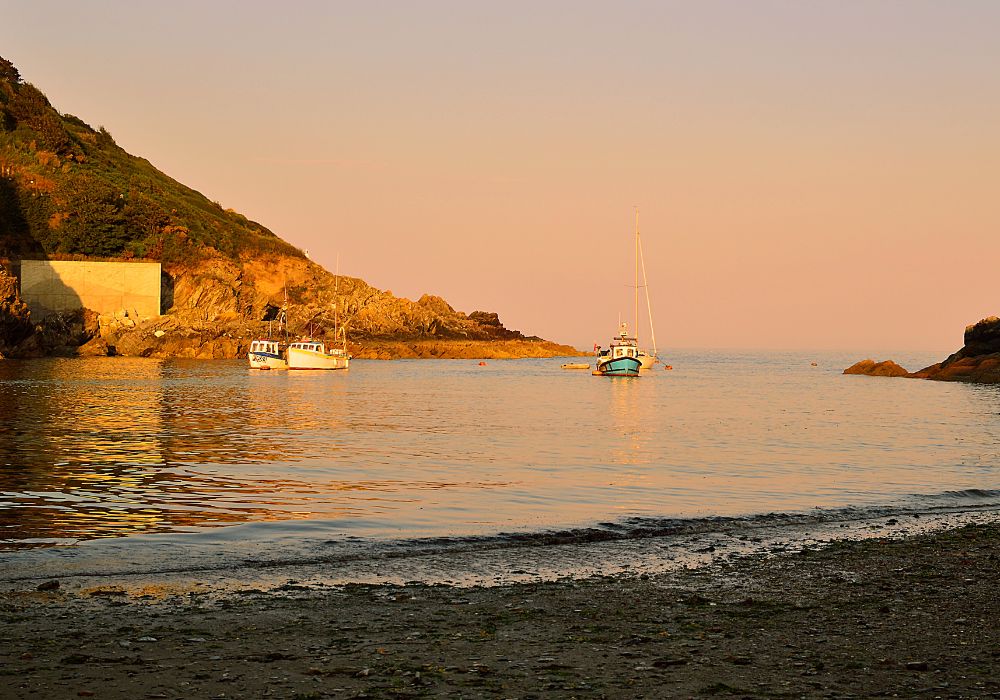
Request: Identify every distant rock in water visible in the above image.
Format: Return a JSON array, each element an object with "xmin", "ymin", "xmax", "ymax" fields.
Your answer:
[
  {"xmin": 910, "ymin": 316, "xmax": 1000, "ymax": 384},
  {"xmin": 843, "ymin": 359, "xmax": 911, "ymax": 378}
]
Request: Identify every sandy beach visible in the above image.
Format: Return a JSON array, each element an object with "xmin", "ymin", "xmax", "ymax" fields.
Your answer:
[{"xmin": 2, "ymin": 521, "xmax": 998, "ymax": 699}]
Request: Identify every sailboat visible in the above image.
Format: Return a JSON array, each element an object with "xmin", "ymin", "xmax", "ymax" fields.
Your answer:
[
  {"xmin": 592, "ymin": 209, "xmax": 660, "ymax": 377},
  {"xmin": 632, "ymin": 209, "xmax": 659, "ymax": 369}
]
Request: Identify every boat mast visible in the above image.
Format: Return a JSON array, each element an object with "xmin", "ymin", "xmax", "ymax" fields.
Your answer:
[
  {"xmin": 634, "ymin": 207, "xmax": 640, "ymax": 344},
  {"xmin": 639, "ymin": 232, "xmax": 657, "ymax": 357}
]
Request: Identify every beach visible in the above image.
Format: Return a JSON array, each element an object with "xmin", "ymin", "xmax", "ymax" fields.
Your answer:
[{"xmin": 3, "ymin": 521, "xmax": 998, "ymax": 699}]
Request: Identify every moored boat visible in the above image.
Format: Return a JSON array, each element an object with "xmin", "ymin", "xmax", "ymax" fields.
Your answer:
[
  {"xmin": 593, "ymin": 322, "xmax": 642, "ymax": 377},
  {"xmin": 638, "ymin": 350, "xmax": 656, "ymax": 370},
  {"xmin": 287, "ymin": 338, "xmax": 350, "ymax": 370},
  {"xmin": 248, "ymin": 339, "xmax": 288, "ymax": 370},
  {"xmin": 285, "ymin": 254, "xmax": 352, "ymax": 371}
]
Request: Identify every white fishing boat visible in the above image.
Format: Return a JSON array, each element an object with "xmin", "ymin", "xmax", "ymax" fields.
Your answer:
[
  {"xmin": 287, "ymin": 338, "xmax": 350, "ymax": 370},
  {"xmin": 248, "ymin": 339, "xmax": 287, "ymax": 370},
  {"xmin": 287, "ymin": 254, "xmax": 351, "ymax": 370},
  {"xmin": 248, "ymin": 305, "xmax": 288, "ymax": 370}
]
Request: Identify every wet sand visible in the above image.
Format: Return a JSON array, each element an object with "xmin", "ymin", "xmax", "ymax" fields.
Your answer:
[{"xmin": 2, "ymin": 523, "xmax": 998, "ymax": 699}]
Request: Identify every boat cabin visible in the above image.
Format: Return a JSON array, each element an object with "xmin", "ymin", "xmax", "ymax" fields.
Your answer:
[
  {"xmin": 289, "ymin": 341, "xmax": 326, "ymax": 354},
  {"xmin": 609, "ymin": 339, "xmax": 638, "ymax": 359},
  {"xmin": 608, "ymin": 322, "xmax": 638, "ymax": 359},
  {"xmin": 250, "ymin": 340, "xmax": 281, "ymax": 356},
  {"xmin": 611, "ymin": 345, "xmax": 637, "ymax": 359}
]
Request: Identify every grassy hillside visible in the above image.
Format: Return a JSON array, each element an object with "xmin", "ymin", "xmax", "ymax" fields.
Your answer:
[{"xmin": 0, "ymin": 55, "xmax": 303, "ymax": 264}]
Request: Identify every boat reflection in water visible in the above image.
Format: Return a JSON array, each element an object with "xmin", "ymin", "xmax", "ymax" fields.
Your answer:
[{"xmin": 0, "ymin": 358, "xmax": 361, "ymax": 547}]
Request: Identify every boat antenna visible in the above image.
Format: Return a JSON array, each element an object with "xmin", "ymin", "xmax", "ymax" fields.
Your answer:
[{"xmin": 282, "ymin": 282, "xmax": 289, "ymax": 342}]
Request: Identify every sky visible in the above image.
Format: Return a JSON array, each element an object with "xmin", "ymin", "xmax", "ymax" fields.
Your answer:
[{"xmin": 2, "ymin": 1, "xmax": 998, "ymax": 352}]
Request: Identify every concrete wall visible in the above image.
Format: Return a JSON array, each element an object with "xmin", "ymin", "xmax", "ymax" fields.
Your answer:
[{"xmin": 20, "ymin": 260, "xmax": 161, "ymax": 319}]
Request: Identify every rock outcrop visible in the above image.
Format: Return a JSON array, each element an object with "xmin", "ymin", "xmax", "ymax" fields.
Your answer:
[
  {"xmin": 0, "ymin": 263, "xmax": 31, "ymax": 357},
  {"xmin": 843, "ymin": 359, "xmax": 911, "ymax": 378},
  {"xmin": 844, "ymin": 316, "xmax": 1000, "ymax": 384},
  {"xmin": 910, "ymin": 316, "xmax": 1000, "ymax": 383}
]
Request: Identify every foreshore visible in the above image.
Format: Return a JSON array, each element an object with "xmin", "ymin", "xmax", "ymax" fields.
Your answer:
[{"xmin": 2, "ymin": 520, "xmax": 999, "ymax": 699}]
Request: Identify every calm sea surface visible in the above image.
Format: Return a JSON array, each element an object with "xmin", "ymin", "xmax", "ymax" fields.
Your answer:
[{"xmin": 1, "ymin": 352, "xmax": 999, "ymax": 565}]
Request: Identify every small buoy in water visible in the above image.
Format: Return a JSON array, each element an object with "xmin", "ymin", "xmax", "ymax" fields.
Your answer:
[
  {"xmin": 478, "ymin": 361, "xmax": 487, "ymax": 366},
  {"xmin": 664, "ymin": 365, "xmax": 673, "ymax": 371},
  {"xmin": 810, "ymin": 362, "xmax": 818, "ymax": 367}
]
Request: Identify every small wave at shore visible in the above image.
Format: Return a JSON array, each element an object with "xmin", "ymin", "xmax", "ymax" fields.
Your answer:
[{"xmin": 922, "ymin": 487, "xmax": 1000, "ymax": 502}]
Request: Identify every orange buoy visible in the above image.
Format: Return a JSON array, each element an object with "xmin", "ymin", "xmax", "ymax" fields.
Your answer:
[
  {"xmin": 478, "ymin": 361, "xmax": 487, "ymax": 366},
  {"xmin": 665, "ymin": 365, "xmax": 673, "ymax": 371}
]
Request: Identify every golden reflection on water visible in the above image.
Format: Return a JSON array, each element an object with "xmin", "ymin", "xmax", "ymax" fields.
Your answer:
[
  {"xmin": 0, "ymin": 358, "xmax": 522, "ymax": 547},
  {"xmin": 0, "ymin": 359, "xmax": 393, "ymax": 545},
  {"xmin": 1, "ymin": 354, "xmax": 999, "ymax": 549}
]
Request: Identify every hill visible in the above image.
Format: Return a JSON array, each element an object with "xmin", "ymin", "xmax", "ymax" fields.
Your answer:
[{"xmin": 0, "ymin": 55, "xmax": 578, "ymax": 360}]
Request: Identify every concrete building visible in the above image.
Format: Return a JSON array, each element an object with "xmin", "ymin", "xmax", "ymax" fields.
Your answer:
[{"xmin": 19, "ymin": 260, "xmax": 161, "ymax": 319}]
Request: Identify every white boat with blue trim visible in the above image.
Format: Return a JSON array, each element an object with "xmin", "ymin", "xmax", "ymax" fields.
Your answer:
[{"xmin": 248, "ymin": 339, "xmax": 288, "ymax": 370}]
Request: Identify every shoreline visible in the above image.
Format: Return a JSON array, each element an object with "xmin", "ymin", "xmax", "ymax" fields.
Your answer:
[
  {"xmin": 3, "ymin": 515, "xmax": 999, "ymax": 698},
  {"xmin": 1, "ymin": 339, "xmax": 587, "ymax": 361}
]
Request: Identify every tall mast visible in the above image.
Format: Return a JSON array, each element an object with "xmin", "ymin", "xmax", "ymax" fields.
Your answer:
[
  {"xmin": 634, "ymin": 207, "xmax": 640, "ymax": 343},
  {"xmin": 639, "ymin": 233, "xmax": 657, "ymax": 357}
]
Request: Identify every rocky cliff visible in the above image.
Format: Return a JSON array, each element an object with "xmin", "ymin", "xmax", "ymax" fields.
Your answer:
[
  {"xmin": 909, "ymin": 316, "xmax": 1000, "ymax": 383},
  {"xmin": 0, "ymin": 253, "xmax": 579, "ymax": 360},
  {"xmin": 843, "ymin": 316, "xmax": 1000, "ymax": 384}
]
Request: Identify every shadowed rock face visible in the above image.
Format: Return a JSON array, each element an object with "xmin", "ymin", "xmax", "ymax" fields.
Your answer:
[
  {"xmin": 910, "ymin": 316, "xmax": 1000, "ymax": 384},
  {"xmin": 843, "ymin": 359, "xmax": 911, "ymax": 378},
  {"xmin": 0, "ymin": 264, "xmax": 31, "ymax": 357}
]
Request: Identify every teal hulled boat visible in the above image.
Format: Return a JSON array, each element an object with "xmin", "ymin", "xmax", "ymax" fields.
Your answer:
[{"xmin": 594, "ymin": 323, "xmax": 642, "ymax": 377}]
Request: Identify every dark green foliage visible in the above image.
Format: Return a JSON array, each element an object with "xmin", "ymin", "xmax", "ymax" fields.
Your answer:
[
  {"xmin": 0, "ymin": 57, "xmax": 20, "ymax": 85},
  {"xmin": 0, "ymin": 54, "xmax": 305, "ymax": 265}
]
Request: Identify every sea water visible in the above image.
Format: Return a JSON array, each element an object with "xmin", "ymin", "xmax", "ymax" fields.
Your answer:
[{"xmin": 1, "ymin": 353, "xmax": 999, "ymax": 581}]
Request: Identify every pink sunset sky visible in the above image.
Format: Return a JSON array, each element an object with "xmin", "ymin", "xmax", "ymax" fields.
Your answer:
[{"xmin": 2, "ymin": 1, "xmax": 998, "ymax": 351}]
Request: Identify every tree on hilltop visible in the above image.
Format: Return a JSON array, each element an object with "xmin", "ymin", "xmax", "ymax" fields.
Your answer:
[{"xmin": 0, "ymin": 56, "xmax": 20, "ymax": 85}]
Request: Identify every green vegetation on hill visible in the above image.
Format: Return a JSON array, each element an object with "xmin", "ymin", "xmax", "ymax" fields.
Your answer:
[{"xmin": 0, "ymin": 55, "xmax": 304, "ymax": 264}]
